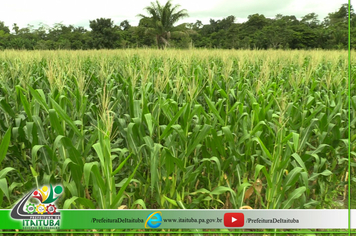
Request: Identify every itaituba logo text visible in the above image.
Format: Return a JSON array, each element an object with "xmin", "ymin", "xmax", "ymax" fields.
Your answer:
[{"xmin": 10, "ymin": 184, "xmax": 63, "ymax": 230}]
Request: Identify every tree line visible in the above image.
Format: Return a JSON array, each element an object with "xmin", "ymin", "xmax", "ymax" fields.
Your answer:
[{"xmin": 0, "ymin": 2, "xmax": 353, "ymax": 50}]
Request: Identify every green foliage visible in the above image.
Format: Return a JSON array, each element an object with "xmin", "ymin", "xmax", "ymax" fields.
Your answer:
[
  {"xmin": 0, "ymin": 4, "xmax": 353, "ymax": 49},
  {"xmin": 137, "ymin": 0, "xmax": 190, "ymax": 49},
  {"xmin": 89, "ymin": 18, "xmax": 121, "ymax": 49}
]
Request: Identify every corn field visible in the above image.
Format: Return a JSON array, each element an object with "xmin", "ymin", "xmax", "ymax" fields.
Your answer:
[{"xmin": 0, "ymin": 49, "xmax": 352, "ymax": 212}]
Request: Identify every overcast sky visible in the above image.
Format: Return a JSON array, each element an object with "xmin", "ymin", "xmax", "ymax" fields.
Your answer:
[{"xmin": 0, "ymin": 0, "xmax": 348, "ymax": 30}]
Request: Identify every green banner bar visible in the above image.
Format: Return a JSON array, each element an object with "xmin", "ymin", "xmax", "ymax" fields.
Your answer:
[
  {"xmin": 0, "ymin": 211, "xmax": 22, "ymax": 229},
  {"xmin": 0, "ymin": 209, "xmax": 349, "ymax": 230},
  {"xmin": 2, "ymin": 210, "xmax": 224, "ymax": 229}
]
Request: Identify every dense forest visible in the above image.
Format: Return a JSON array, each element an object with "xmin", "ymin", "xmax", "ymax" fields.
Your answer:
[{"xmin": 0, "ymin": 3, "xmax": 353, "ymax": 50}]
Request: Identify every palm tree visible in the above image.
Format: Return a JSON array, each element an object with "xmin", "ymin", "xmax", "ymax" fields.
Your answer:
[{"xmin": 137, "ymin": 0, "xmax": 191, "ymax": 49}]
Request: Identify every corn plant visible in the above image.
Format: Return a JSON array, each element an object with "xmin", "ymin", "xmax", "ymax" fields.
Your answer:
[{"xmin": 0, "ymin": 49, "xmax": 349, "ymax": 211}]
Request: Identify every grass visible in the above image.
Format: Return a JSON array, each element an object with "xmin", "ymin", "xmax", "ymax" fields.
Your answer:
[{"xmin": 0, "ymin": 48, "xmax": 352, "ymax": 234}]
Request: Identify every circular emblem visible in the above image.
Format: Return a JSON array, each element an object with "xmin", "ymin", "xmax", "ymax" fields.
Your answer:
[
  {"xmin": 145, "ymin": 211, "xmax": 162, "ymax": 228},
  {"xmin": 26, "ymin": 203, "xmax": 36, "ymax": 214},
  {"xmin": 36, "ymin": 204, "xmax": 46, "ymax": 214},
  {"xmin": 46, "ymin": 204, "xmax": 57, "ymax": 214}
]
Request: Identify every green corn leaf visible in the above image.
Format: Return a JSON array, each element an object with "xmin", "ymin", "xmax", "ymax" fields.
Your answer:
[
  {"xmin": 255, "ymin": 164, "xmax": 272, "ymax": 187},
  {"xmin": 29, "ymin": 87, "xmax": 49, "ymax": 112},
  {"xmin": 131, "ymin": 199, "xmax": 147, "ymax": 209},
  {"xmin": 31, "ymin": 145, "xmax": 44, "ymax": 166},
  {"xmin": 144, "ymin": 113, "xmax": 154, "ymax": 137},
  {"xmin": 0, "ymin": 167, "xmax": 15, "ymax": 179},
  {"xmin": 0, "ymin": 127, "xmax": 11, "ymax": 164},
  {"xmin": 0, "ymin": 99, "xmax": 16, "ymax": 118},
  {"xmin": 222, "ymin": 126, "xmax": 235, "ymax": 148},
  {"xmin": 292, "ymin": 133, "xmax": 299, "ymax": 152},
  {"xmin": 115, "ymin": 178, "xmax": 140, "ymax": 187},
  {"xmin": 93, "ymin": 143, "xmax": 105, "ymax": 169},
  {"xmin": 49, "ymin": 109, "xmax": 64, "ymax": 135},
  {"xmin": 186, "ymin": 124, "xmax": 211, "ymax": 157},
  {"xmin": 160, "ymin": 103, "xmax": 189, "ymax": 140},
  {"xmin": 112, "ymin": 153, "xmax": 133, "ymax": 176},
  {"xmin": 76, "ymin": 197, "xmax": 96, "ymax": 209},
  {"xmin": 200, "ymin": 157, "xmax": 221, "ymax": 177},
  {"xmin": 210, "ymin": 186, "xmax": 235, "ymax": 196},
  {"xmin": 90, "ymin": 164, "xmax": 106, "ymax": 193},
  {"xmin": 171, "ymin": 124, "xmax": 187, "ymax": 142},
  {"xmin": 282, "ymin": 186, "xmax": 306, "ymax": 209},
  {"xmin": 30, "ymin": 165, "xmax": 38, "ymax": 177},
  {"xmin": 50, "ymin": 98, "xmax": 82, "ymax": 137},
  {"xmin": 111, "ymin": 160, "xmax": 142, "ymax": 208},
  {"xmin": 127, "ymin": 123, "xmax": 139, "ymax": 154},
  {"xmin": 63, "ymin": 196, "xmax": 78, "ymax": 209},
  {"xmin": 320, "ymin": 170, "xmax": 333, "ymax": 176},
  {"xmin": 163, "ymin": 195, "xmax": 178, "ymax": 207},
  {"xmin": 190, "ymin": 188, "xmax": 211, "ymax": 195},
  {"xmin": 9, "ymin": 182, "xmax": 23, "ymax": 193},
  {"xmin": 283, "ymin": 167, "xmax": 303, "ymax": 192},
  {"xmin": 0, "ymin": 178, "xmax": 10, "ymax": 202},
  {"xmin": 204, "ymin": 94, "xmax": 225, "ymax": 124},
  {"xmin": 16, "ymin": 86, "xmax": 32, "ymax": 121},
  {"xmin": 164, "ymin": 148, "xmax": 185, "ymax": 176},
  {"xmin": 291, "ymin": 153, "xmax": 307, "ymax": 172},
  {"xmin": 151, "ymin": 143, "xmax": 162, "ymax": 196},
  {"xmin": 84, "ymin": 162, "xmax": 99, "ymax": 188},
  {"xmin": 298, "ymin": 119, "xmax": 318, "ymax": 152},
  {"xmin": 253, "ymin": 137, "xmax": 273, "ymax": 161}
]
